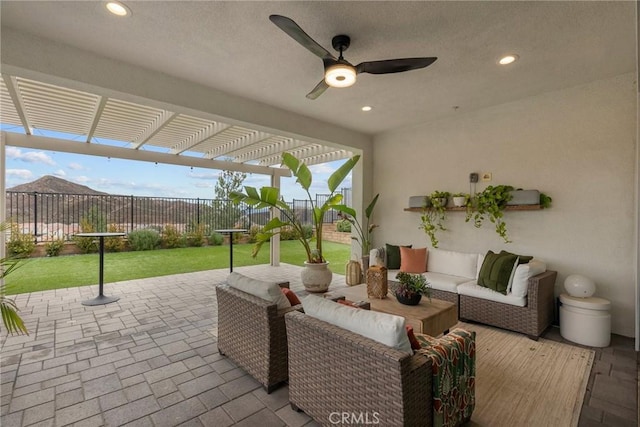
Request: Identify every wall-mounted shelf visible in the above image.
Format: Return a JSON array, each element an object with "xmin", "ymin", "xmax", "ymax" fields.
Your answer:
[{"xmin": 404, "ymin": 205, "xmax": 542, "ymax": 212}]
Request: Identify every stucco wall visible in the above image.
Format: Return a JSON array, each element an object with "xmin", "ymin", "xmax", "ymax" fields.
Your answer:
[{"xmin": 372, "ymin": 73, "xmax": 637, "ymax": 336}]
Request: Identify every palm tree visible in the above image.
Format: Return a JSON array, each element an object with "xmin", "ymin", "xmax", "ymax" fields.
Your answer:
[{"xmin": 1, "ymin": 222, "xmax": 28, "ymax": 335}]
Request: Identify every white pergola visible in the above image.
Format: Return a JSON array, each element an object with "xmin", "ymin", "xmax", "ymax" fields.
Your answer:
[{"xmin": 0, "ymin": 74, "xmax": 359, "ymax": 266}]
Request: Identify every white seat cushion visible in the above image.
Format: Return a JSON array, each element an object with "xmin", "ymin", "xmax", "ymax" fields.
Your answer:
[
  {"xmin": 227, "ymin": 272, "xmax": 291, "ymax": 310},
  {"xmin": 458, "ymin": 281, "xmax": 527, "ymax": 307},
  {"xmin": 428, "ymin": 248, "xmax": 479, "ymax": 279},
  {"xmin": 302, "ymin": 294, "xmax": 412, "ymax": 354},
  {"xmin": 423, "ymin": 272, "xmax": 469, "ymax": 293}
]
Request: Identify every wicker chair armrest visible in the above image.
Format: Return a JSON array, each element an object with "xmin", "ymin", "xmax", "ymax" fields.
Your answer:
[
  {"xmin": 217, "ymin": 283, "xmax": 277, "ymax": 310},
  {"xmin": 526, "ymin": 270, "xmax": 557, "ymax": 309}
]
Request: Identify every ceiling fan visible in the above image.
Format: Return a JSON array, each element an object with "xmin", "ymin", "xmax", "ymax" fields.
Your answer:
[{"xmin": 269, "ymin": 14, "xmax": 437, "ymax": 100}]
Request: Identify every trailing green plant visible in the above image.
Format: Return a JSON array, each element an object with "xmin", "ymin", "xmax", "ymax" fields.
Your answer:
[
  {"xmin": 162, "ymin": 224, "xmax": 185, "ymax": 249},
  {"xmin": 6, "ymin": 224, "xmax": 36, "ymax": 258},
  {"xmin": 466, "ymin": 185, "xmax": 514, "ymax": 243},
  {"xmin": 104, "ymin": 224, "xmax": 126, "ymax": 252},
  {"xmin": 127, "ymin": 229, "xmax": 161, "ymax": 251},
  {"xmin": 73, "ymin": 218, "xmax": 98, "ymax": 254},
  {"xmin": 0, "ymin": 222, "xmax": 29, "ymax": 335},
  {"xmin": 540, "ymin": 193, "xmax": 553, "ymax": 209},
  {"xmin": 393, "ymin": 271, "xmax": 431, "ymax": 300},
  {"xmin": 336, "ymin": 219, "xmax": 351, "ymax": 233},
  {"xmin": 230, "ymin": 152, "xmax": 359, "ymax": 263},
  {"xmin": 209, "ymin": 232, "xmax": 224, "ymax": 246},
  {"xmin": 45, "ymin": 239, "xmax": 65, "ymax": 257},
  {"xmin": 419, "ymin": 191, "xmax": 450, "ymax": 248},
  {"xmin": 334, "ymin": 194, "xmax": 379, "ymax": 256}
]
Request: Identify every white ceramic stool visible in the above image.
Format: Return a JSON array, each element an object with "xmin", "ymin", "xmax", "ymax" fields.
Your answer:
[{"xmin": 559, "ymin": 293, "xmax": 611, "ymax": 347}]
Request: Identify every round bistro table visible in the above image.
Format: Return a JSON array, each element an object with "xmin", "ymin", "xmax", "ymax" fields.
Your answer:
[{"xmin": 75, "ymin": 232, "xmax": 126, "ymax": 306}]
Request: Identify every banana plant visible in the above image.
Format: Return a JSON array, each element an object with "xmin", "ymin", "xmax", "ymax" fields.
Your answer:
[
  {"xmin": 333, "ymin": 193, "xmax": 379, "ymax": 256},
  {"xmin": 0, "ymin": 222, "xmax": 28, "ymax": 335},
  {"xmin": 230, "ymin": 152, "xmax": 360, "ymax": 263}
]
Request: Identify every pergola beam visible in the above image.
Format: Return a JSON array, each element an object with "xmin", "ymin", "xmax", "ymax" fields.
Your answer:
[
  {"xmin": 232, "ymin": 138, "xmax": 302, "ymax": 163},
  {"xmin": 132, "ymin": 110, "xmax": 178, "ymax": 149},
  {"xmin": 3, "ymin": 132, "xmax": 291, "ymax": 177},
  {"xmin": 85, "ymin": 96, "xmax": 107, "ymax": 142},
  {"xmin": 2, "ymin": 74, "xmax": 33, "ymax": 135},
  {"xmin": 259, "ymin": 145, "xmax": 344, "ymax": 166},
  {"xmin": 205, "ymin": 131, "xmax": 271, "ymax": 159},
  {"xmin": 170, "ymin": 122, "xmax": 231, "ymax": 154}
]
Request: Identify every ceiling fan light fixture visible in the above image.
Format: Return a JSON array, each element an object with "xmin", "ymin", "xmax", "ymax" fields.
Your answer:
[
  {"xmin": 498, "ymin": 54, "xmax": 519, "ymax": 65},
  {"xmin": 325, "ymin": 63, "xmax": 356, "ymax": 88}
]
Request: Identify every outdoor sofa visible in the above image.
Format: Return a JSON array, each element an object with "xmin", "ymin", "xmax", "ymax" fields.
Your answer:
[{"xmin": 371, "ymin": 246, "xmax": 558, "ymax": 339}]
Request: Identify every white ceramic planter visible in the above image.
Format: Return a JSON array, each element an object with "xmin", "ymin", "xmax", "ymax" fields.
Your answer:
[
  {"xmin": 452, "ymin": 196, "xmax": 467, "ymax": 207},
  {"xmin": 301, "ymin": 261, "xmax": 332, "ymax": 293}
]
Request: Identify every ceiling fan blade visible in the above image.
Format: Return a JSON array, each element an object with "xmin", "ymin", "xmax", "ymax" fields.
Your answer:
[
  {"xmin": 269, "ymin": 15, "xmax": 336, "ymax": 60},
  {"xmin": 356, "ymin": 57, "xmax": 437, "ymax": 75},
  {"xmin": 306, "ymin": 80, "xmax": 329, "ymax": 100}
]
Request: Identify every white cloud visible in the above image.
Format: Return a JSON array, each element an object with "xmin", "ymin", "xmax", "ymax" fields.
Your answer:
[
  {"xmin": 6, "ymin": 169, "xmax": 33, "ymax": 179},
  {"xmin": 74, "ymin": 175, "xmax": 90, "ymax": 183},
  {"xmin": 189, "ymin": 171, "xmax": 218, "ymax": 180},
  {"xmin": 309, "ymin": 163, "xmax": 336, "ymax": 174},
  {"xmin": 194, "ymin": 182, "xmax": 214, "ymax": 189},
  {"xmin": 68, "ymin": 162, "xmax": 84, "ymax": 170},
  {"xmin": 5, "ymin": 147, "xmax": 56, "ymax": 165},
  {"xmin": 54, "ymin": 169, "xmax": 67, "ymax": 177}
]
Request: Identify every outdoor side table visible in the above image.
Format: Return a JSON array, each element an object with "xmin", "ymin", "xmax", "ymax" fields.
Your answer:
[
  {"xmin": 215, "ymin": 229, "xmax": 247, "ymax": 273},
  {"xmin": 75, "ymin": 232, "xmax": 125, "ymax": 306}
]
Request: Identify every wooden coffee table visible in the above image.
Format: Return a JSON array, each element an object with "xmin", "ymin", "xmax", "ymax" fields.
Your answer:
[{"xmin": 338, "ymin": 284, "xmax": 458, "ymax": 336}]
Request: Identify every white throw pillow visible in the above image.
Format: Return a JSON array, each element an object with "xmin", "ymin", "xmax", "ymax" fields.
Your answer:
[
  {"xmin": 476, "ymin": 252, "xmax": 485, "ymax": 278},
  {"xmin": 428, "ymin": 248, "xmax": 478, "ymax": 279},
  {"xmin": 510, "ymin": 259, "xmax": 547, "ymax": 298},
  {"xmin": 302, "ymin": 295, "xmax": 412, "ymax": 354},
  {"xmin": 227, "ymin": 272, "xmax": 291, "ymax": 309}
]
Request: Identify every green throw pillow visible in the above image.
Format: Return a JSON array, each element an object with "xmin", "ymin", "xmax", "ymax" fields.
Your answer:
[
  {"xmin": 386, "ymin": 243, "xmax": 412, "ymax": 270},
  {"xmin": 478, "ymin": 251, "xmax": 519, "ymax": 295},
  {"xmin": 500, "ymin": 250, "xmax": 533, "ymax": 265}
]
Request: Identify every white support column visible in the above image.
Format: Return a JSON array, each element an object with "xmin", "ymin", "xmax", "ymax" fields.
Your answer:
[
  {"xmin": 1, "ymin": 132, "xmax": 7, "ymax": 286},
  {"xmin": 270, "ymin": 174, "xmax": 281, "ymax": 267}
]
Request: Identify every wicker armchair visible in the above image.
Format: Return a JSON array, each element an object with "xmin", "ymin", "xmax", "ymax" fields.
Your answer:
[
  {"xmin": 285, "ymin": 310, "xmax": 476, "ymax": 426},
  {"xmin": 216, "ymin": 283, "xmax": 299, "ymax": 393}
]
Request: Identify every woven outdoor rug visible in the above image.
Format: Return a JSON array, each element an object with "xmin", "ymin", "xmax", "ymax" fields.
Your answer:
[{"xmin": 459, "ymin": 322, "xmax": 595, "ymax": 427}]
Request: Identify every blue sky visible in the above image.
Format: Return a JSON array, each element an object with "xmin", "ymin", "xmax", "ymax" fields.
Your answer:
[{"xmin": 3, "ymin": 132, "xmax": 352, "ymax": 201}]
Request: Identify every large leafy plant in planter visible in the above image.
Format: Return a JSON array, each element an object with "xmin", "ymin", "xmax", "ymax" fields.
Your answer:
[
  {"xmin": 334, "ymin": 193, "xmax": 379, "ymax": 257},
  {"xmin": 1, "ymin": 222, "xmax": 29, "ymax": 335},
  {"xmin": 230, "ymin": 153, "xmax": 360, "ymax": 263}
]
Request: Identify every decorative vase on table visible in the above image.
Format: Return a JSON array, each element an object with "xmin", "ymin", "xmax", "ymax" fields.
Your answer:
[
  {"xmin": 345, "ymin": 260, "xmax": 362, "ymax": 286},
  {"xmin": 301, "ymin": 261, "xmax": 333, "ymax": 293}
]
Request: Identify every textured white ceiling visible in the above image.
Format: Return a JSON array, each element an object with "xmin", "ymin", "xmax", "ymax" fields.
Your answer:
[{"xmin": 0, "ymin": 1, "xmax": 635, "ymax": 135}]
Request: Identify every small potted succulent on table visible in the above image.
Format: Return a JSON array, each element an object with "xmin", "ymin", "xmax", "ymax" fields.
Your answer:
[{"xmin": 393, "ymin": 272, "xmax": 431, "ymax": 306}]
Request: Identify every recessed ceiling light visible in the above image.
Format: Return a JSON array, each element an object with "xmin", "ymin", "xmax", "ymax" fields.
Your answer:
[
  {"xmin": 361, "ymin": 106, "xmax": 372, "ymax": 112},
  {"xmin": 106, "ymin": 1, "xmax": 131, "ymax": 17},
  {"xmin": 498, "ymin": 54, "xmax": 519, "ymax": 65}
]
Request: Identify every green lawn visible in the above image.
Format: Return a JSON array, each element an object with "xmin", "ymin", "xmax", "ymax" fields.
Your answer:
[{"xmin": 4, "ymin": 241, "xmax": 351, "ymax": 295}]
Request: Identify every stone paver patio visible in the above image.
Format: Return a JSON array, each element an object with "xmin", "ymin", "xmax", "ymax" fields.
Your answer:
[{"xmin": 0, "ymin": 263, "xmax": 637, "ymax": 426}]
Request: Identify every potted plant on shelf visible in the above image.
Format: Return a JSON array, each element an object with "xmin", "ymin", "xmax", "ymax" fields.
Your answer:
[
  {"xmin": 0, "ymin": 222, "xmax": 29, "ymax": 335},
  {"xmin": 419, "ymin": 190, "xmax": 450, "ymax": 248},
  {"xmin": 230, "ymin": 152, "xmax": 360, "ymax": 293},
  {"xmin": 393, "ymin": 271, "xmax": 431, "ymax": 306},
  {"xmin": 452, "ymin": 192, "xmax": 470, "ymax": 207},
  {"xmin": 334, "ymin": 194, "xmax": 379, "ymax": 275},
  {"xmin": 465, "ymin": 185, "xmax": 514, "ymax": 243}
]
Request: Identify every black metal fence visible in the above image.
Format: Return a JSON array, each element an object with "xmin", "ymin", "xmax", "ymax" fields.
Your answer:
[{"xmin": 5, "ymin": 188, "xmax": 352, "ymax": 242}]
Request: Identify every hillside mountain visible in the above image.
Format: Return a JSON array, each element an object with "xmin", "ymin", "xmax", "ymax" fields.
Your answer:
[{"xmin": 8, "ymin": 175, "xmax": 108, "ymax": 195}]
